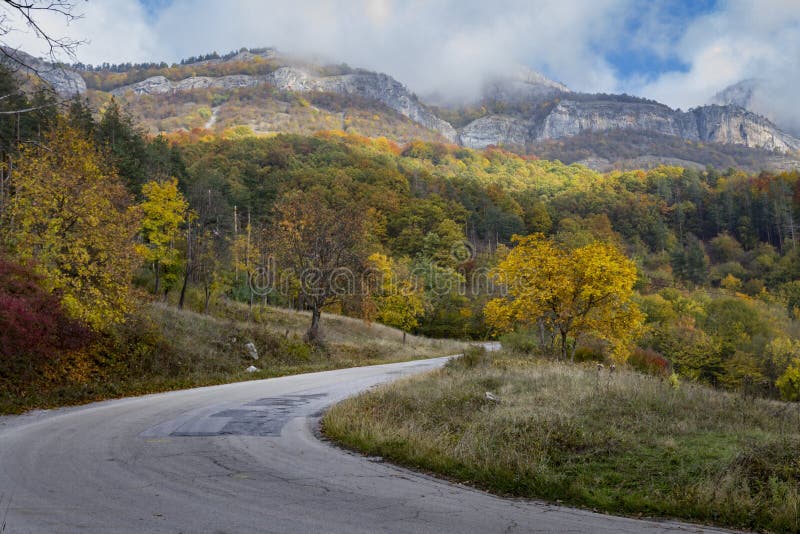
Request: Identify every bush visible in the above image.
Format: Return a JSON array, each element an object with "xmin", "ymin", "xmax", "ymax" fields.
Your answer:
[
  {"xmin": 628, "ymin": 347, "xmax": 671, "ymax": 377},
  {"xmin": 499, "ymin": 329, "xmax": 541, "ymax": 355},
  {"xmin": 572, "ymin": 345, "xmax": 605, "ymax": 363},
  {"xmin": 0, "ymin": 257, "xmax": 92, "ymax": 387},
  {"xmin": 446, "ymin": 346, "xmax": 489, "ymax": 370},
  {"xmin": 776, "ymin": 358, "xmax": 800, "ymax": 401}
]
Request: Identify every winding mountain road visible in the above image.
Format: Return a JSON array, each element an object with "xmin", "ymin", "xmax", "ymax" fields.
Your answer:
[{"xmin": 0, "ymin": 356, "xmax": 735, "ymax": 533}]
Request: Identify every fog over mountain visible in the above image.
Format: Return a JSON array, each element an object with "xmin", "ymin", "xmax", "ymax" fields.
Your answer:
[
  {"xmin": 5, "ymin": 0, "xmax": 800, "ymax": 122},
  {"xmin": 712, "ymin": 78, "xmax": 800, "ymax": 138}
]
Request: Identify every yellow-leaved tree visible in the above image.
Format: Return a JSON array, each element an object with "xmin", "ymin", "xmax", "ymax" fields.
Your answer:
[
  {"xmin": 4, "ymin": 122, "xmax": 141, "ymax": 329},
  {"xmin": 136, "ymin": 178, "xmax": 188, "ymax": 295},
  {"xmin": 369, "ymin": 253, "xmax": 425, "ymax": 343},
  {"xmin": 485, "ymin": 234, "xmax": 643, "ymax": 362}
]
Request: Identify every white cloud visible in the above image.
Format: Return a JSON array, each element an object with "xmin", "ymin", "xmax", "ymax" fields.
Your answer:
[
  {"xmin": 2, "ymin": 0, "xmax": 157, "ymax": 64},
  {"xmin": 5, "ymin": 0, "xmax": 634, "ymax": 100},
  {"xmin": 629, "ymin": 0, "xmax": 800, "ymax": 133}
]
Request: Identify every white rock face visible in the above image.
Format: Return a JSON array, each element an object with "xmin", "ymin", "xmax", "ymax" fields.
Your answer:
[
  {"xmin": 458, "ymin": 116, "xmax": 530, "ymax": 148},
  {"xmin": 111, "ymin": 74, "xmax": 264, "ymax": 96},
  {"xmin": 692, "ymin": 105, "xmax": 800, "ymax": 152},
  {"xmin": 459, "ymin": 98, "xmax": 800, "ymax": 152},
  {"xmin": 539, "ymin": 100, "xmax": 684, "ymax": 140},
  {"xmin": 1, "ymin": 48, "xmax": 86, "ymax": 97}
]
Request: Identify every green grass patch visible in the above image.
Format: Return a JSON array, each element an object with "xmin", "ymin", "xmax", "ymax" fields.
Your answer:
[{"xmin": 323, "ymin": 349, "xmax": 800, "ymax": 532}]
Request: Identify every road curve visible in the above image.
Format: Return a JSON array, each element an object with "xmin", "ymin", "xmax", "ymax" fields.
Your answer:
[{"xmin": 0, "ymin": 356, "xmax": 735, "ymax": 534}]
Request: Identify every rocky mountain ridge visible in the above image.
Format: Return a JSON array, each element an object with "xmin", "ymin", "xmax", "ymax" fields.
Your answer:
[
  {"xmin": 107, "ymin": 63, "xmax": 799, "ymax": 154},
  {"xmin": 110, "ymin": 65, "xmax": 457, "ymax": 142},
  {"xmin": 8, "ymin": 47, "xmax": 799, "ymax": 168},
  {"xmin": 459, "ymin": 98, "xmax": 800, "ymax": 152}
]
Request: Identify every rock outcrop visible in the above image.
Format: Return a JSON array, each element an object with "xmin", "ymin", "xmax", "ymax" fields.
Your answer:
[
  {"xmin": 1, "ymin": 47, "xmax": 86, "ymax": 97},
  {"xmin": 456, "ymin": 98, "xmax": 800, "ymax": 152},
  {"xmin": 111, "ymin": 74, "xmax": 263, "ymax": 96}
]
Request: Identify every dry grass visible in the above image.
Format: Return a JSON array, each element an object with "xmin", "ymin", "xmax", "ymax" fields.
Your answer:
[
  {"xmin": 323, "ymin": 348, "xmax": 800, "ymax": 533},
  {"xmin": 0, "ymin": 301, "xmax": 466, "ymax": 414}
]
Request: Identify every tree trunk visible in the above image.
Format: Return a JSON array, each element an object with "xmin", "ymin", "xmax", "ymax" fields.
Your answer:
[
  {"xmin": 154, "ymin": 260, "xmax": 161, "ymax": 295},
  {"xmin": 178, "ymin": 264, "xmax": 190, "ymax": 309},
  {"xmin": 402, "ymin": 331, "xmax": 407, "ymax": 344},
  {"xmin": 306, "ymin": 306, "xmax": 322, "ymax": 344},
  {"xmin": 179, "ymin": 218, "xmax": 192, "ymax": 310},
  {"xmin": 204, "ymin": 284, "xmax": 211, "ymax": 314},
  {"xmin": 560, "ymin": 330, "xmax": 568, "ymax": 361},
  {"xmin": 538, "ymin": 319, "xmax": 546, "ymax": 351}
]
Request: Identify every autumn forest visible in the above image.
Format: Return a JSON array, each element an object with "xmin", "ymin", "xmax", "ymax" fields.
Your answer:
[{"xmin": 3, "ymin": 51, "xmax": 800, "ymax": 412}]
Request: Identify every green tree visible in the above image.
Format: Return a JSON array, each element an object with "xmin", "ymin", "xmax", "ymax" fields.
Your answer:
[
  {"xmin": 671, "ymin": 234, "xmax": 709, "ymax": 285},
  {"xmin": 96, "ymin": 98, "xmax": 149, "ymax": 193}
]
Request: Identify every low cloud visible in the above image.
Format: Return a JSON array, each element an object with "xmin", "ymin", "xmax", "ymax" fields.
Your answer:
[
  {"xmin": 5, "ymin": 0, "xmax": 800, "ymax": 131},
  {"xmin": 629, "ymin": 0, "xmax": 800, "ymax": 133}
]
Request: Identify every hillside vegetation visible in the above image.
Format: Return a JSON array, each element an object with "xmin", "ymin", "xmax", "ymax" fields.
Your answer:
[
  {"xmin": 324, "ymin": 348, "xmax": 800, "ymax": 533},
  {"xmin": 89, "ymin": 86, "xmax": 445, "ymax": 142},
  {"xmin": 0, "ymin": 297, "xmax": 465, "ymax": 415},
  {"xmin": 3, "ymin": 63, "xmax": 800, "ymax": 414}
]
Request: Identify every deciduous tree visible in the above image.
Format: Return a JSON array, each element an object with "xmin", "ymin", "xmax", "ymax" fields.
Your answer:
[
  {"xmin": 369, "ymin": 253, "xmax": 424, "ymax": 343},
  {"xmin": 269, "ymin": 187, "xmax": 369, "ymax": 343},
  {"xmin": 485, "ymin": 234, "xmax": 643, "ymax": 361},
  {"xmin": 136, "ymin": 178, "xmax": 188, "ymax": 296},
  {"xmin": 4, "ymin": 122, "xmax": 141, "ymax": 328}
]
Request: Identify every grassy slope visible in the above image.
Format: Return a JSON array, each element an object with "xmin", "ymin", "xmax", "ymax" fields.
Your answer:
[
  {"xmin": 323, "ymin": 349, "xmax": 800, "ymax": 533},
  {"xmin": 0, "ymin": 302, "xmax": 467, "ymax": 415}
]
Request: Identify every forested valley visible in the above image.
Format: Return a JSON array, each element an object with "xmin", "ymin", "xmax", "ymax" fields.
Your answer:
[{"xmin": 3, "ymin": 62, "xmax": 800, "ymax": 411}]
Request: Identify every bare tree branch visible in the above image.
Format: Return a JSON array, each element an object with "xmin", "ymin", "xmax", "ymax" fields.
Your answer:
[{"xmin": 0, "ymin": 0, "xmax": 85, "ymax": 73}]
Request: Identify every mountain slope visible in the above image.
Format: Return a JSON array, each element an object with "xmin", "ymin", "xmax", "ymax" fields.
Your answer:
[
  {"xmin": 108, "ymin": 64, "xmax": 457, "ymax": 142},
  {"xmin": 11, "ymin": 47, "xmax": 799, "ymax": 170}
]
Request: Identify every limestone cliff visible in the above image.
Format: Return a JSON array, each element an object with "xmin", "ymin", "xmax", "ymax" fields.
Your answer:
[{"xmin": 457, "ymin": 97, "xmax": 800, "ymax": 152}]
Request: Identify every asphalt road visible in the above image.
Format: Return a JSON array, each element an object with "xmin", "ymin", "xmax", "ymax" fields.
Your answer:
[{"xmin": 0, "ymin": 355, "xmax": 736, "ymax": 533}]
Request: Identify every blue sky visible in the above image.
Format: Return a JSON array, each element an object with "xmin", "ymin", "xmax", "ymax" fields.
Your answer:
[{"xmin": 604, "ymin": 1, "xmax": 720, "ymax": 81}]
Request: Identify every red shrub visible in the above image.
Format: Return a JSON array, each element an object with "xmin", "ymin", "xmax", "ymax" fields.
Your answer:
[
  {"xmin": 0, "ymin": 257, "xmax": 92, "ymax": 383},
  {"xmin": 628, "ymin": 347, "xmax": 671, "ymax": 378}
]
